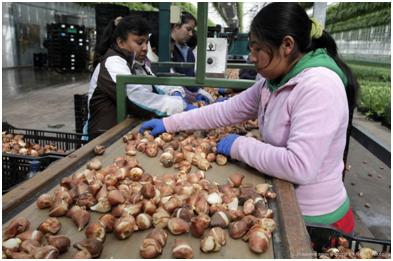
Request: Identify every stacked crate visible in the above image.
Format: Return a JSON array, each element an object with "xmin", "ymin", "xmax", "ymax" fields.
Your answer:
[{"xmin": 46, "ymin": 23, "xmax": 89, "ymax": 73}]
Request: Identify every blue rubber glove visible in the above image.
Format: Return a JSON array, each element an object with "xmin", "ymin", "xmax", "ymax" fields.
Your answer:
[
  {"xmin": 215, "ymin": 97, "xmax": 227, "ymax": 103},
  {"xmin": 185, "ymin": 103, "xmax": 198, "ymax": 111},
  {"xmin": 172, "ymin": 91, "xmax": 183, "ymax": 97},
  {"xmin": 218, "ymin": 88, "xmax": 227, "ymax": 96},
  {"xmin": 139, "ymin": 119, "xmax": 166, "ymax": 137},
  {"xmin": 216, "ymin": 134, "xmax": 240, "ymax": 156},
  {"xmin": 195, "ymin": 94, "xmax": 210, "ymax": 104}
]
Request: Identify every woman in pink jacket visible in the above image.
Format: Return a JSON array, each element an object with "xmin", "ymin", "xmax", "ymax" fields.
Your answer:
[{"xmin": 140, "ymin": 3, "xmax": 359, "ymax": 234}]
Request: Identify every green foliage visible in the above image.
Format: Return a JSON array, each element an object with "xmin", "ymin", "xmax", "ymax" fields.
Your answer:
[
  {"xmin": 348, "ymin": 63, "xmax": 391, "ymax": 82},
  {"xmin": 326, "ymin": 3, "xmax": 391, "ymax": 33},
  {"xmin": 326, "ymin": 3, "xmax": 390, "ymax": 24},
  {"xmin": 327, "ymin": 9, "xmax": 390, "ymax": 33},
  {"xmin": 358, "ymin": 80, "xmax": 391, "ymax": 125}
]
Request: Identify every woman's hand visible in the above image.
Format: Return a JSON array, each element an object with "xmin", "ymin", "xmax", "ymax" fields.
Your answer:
[
  {"xmin": 139, "ymin": 119, "xmax": 166, "ymax": 137},
  {"xmin": 185, "ymin": 103, "xmax": 198, "ymax": 111},
  {"xmin": 216, "ymin": 134, "xmax": 240, "ymax": 156},
  {"xmin": 195, "ymin": 94, "xmax": 210, "ymax": 104}
]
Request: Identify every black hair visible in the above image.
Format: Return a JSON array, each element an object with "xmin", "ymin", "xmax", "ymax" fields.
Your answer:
[
  {"xmin": 250, "ymin": 2, "xmax": 359, "ymax": 170},
  {"xmin": 172, "ymin": 11, "xmax": 197, "ymax": 29},
  {"xmin": 187, "ymin": 29, "xmax": 197, "ymax": 50},
  {"xmin": 149, "ymin": 32, "xmax": 159, "ymax": 50},
  {"xmin": 94, "ymin": 16, "xmax": 151, "ymax": 68}
]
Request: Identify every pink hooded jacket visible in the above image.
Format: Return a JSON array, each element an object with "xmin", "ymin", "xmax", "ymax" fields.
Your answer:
[{"xmin": 163, "ymin": 67, "xmax": 349, "ymax": 216}]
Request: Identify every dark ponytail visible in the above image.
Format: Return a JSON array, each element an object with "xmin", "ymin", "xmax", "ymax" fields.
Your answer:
[
  {"xmin": 93, "ymin": 16, "xmax": 151, "ymax": 68},
  {"xmin": 308, "ymin": 30, "xmax": 359, "ymax": 174},
  {"xmin": 307, "ymin": 30, "xmax": 358, "ymax": 114}
]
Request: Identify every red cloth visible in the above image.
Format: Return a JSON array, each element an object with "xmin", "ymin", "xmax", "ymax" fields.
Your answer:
[{"xmin": 332, "ymin": 208, "xmax": 355, "ymax": 234}]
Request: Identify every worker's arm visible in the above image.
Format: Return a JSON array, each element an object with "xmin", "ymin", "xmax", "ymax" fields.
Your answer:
[
  {"xmin": 105, "ymin": 56, "xmax": 186, "ymax": 117},
  {"xmin": 154, "ymin": 85, "xmax": 187, "ymax": 97},
  {"xmin": 163, "ymin": 79, "xmax": 263, "ymax": 132}
]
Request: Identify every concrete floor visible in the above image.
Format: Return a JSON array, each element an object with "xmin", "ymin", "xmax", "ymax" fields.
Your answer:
[{"xmin": 2, "ymin": 67, "xmax": 391, "ymax": 241}]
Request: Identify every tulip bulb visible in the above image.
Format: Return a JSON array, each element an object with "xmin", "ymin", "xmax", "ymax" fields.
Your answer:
[
  {"xmin": 16, "ymin": 229, "xmax": 43, "ymax": 243},
  {"xmin": 200, "ymin": 227, "xmax": 227, "ymax": 253},
  {"xmin": 33, "ymin": 245, "xmax": 59, "ymax": 259},
  {"xmin": 87, "ymin": 158, "xmax": 102, "ymax": 170},
  {"xmin": 160, "ymin": 151, "xmax": 174, "ymax": 168},
  {"xmin": 136, "ymin": 213, "xmax": 152, "ymax": 230},
  {"xmin": 114, "ymin": 215, "xmax": 136, "ymax": 239},
  {"xmin": 90, "ymin": 198, "xmax": 111, "ymax": 213},
  {"xmin": 94, "ymin": 145, "xmax": 105, "ymax": 155},
  {"xmin": 4, "ymin": 217, "xmax": 30, "ymax": 240},
  {"xmin": 228, "ymin": 173, "xmax": 244, "ymax": 187},
  {"xmin": 228, "ymin": 220, "xmax": 248, "ymax": 239},
  {"xmin": 140, "ymin": 238, "xmax": 162, "ymax": 258},
  {"xmin": 173, "ymin": 206, "xmax": 195, "ymax": 222},
  {"xmin": 152, "ymin": 207, "xmax": 170, "ymax": 228},
  {"xmin": 126, "ymin": 143, "xmax": 137, "ymax": 156},
  {"xmin": 167, "ymin": 217, "xmax": 190, "ymax": 235},
  {"xmin": 66, "ymin": 205, "xmax": 90, "ymax": 231},
  {"xmin": 2, "ymin": 238, "xmax": 22, "ymax": 252},
  {"xmin": 85, "ymin": 223, "xmax": 106, "ymax": 242},
  {"xmin": 256, "ymin": 218, "xmax": 276, "ymax": 233},
  {"xmin": 129, "ymin": 167, "xmax": 144, "ymax": 181},
  {"xmin": 46, "ymin": 234, "xmax": 71, "ymax": 253},
  {"xmin": 255, "ymin": 183, "xmax": 271, "ymax": 196},
  {"xmin": 98, "ymin": 214, "xmax": 116, "ymax": 233},
  {"xmin": 143, "ymin": 199, "xmax": 157, "ymax": 216},
  {"xmin": 357, "ymin": 247, "xmax": 379, "ymax": 259},
  {"xmin": 216, "ymin": 154, "xmax": 228, "ymax": 165},
  {"xmin": 248, "ymin": 227, "xmax": 270, "ymax": 254},
  {"xmin": 210, "ymin": 211, "xmax": 230, "ymax": 228},
  {"xmin": 207, "ymin": 192, "xmax": 223, "ymax": 205},
  {"xmin": 73, "ymin": 238, "xmax": 103, "ymax": 258},
  {"xmin": 172, "ymin": 239, "xmax": 193, "ymax": 259},
  {"xmin": 107, "ymin": 189, "xmax": 125, "ymax": 206},
  {"xmin": 73, "ymin": 249, "xmax": 92, "ymax": 259},
  {"xmin": 37, "ymin": 217, "xmax": 61, "ymax": 235},
  {"xmin": 36, "ymin": 193, "xmax": 53, "ymax": 209},
  {"xmin": 146, "ymin": 228, "xmax": 168, "ymax": 247},
  {"xmin": 243, "ymin": 199, "xmax": 255, "ymax": 215},
  {"xmin": 190, "ymin": 214, "xmax": 210, "ymax": 238}
]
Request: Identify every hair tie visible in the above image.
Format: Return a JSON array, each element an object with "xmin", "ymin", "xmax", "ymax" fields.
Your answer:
[
  {"xmin": 114, "ymin": 16, "xmax": 123, "ymax": 26},
  {"xmin": 310, "ymin": 17, "xmax": 324, "ymax": 39}
]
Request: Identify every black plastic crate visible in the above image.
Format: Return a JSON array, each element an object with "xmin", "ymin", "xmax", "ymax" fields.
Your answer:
[
  {"xmin": 307, "ymin": 223, "xmax": 391, "ymax": 254},
  {"xmin": 2, "ymin": 122, "xmax": 88, "ymax": 193},
  {"xmin": 2, "ymin": 154, "xmax": 63, "ymax": 194},
  {"xmin": 3, "ymin": 122, "xmax": 87, "ymax": 152},
  {"xmin": 74, "ymin": 94, "xmax": 89, "ymax": 134}
]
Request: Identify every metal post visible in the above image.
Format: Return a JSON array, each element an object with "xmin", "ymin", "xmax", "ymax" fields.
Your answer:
[
  {"xmin": 196, "ymin": 2, "xmax": 208, "ymax": 84},
  {"xmin": 312, "ymin": 2, "xmax": 327, "ymax": 26},
  {"xmin": 158, "ymin": 2, "xmax": 171, "ymax": 72},
  {"xmin": 116, "ymin": 77, "xmax": 127, "ymax": 123}
]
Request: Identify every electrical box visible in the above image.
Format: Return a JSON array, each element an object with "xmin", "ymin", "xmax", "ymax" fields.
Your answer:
[{"xmin": 205, "ymin": 38, "xmax": 228, "ymax": 77}]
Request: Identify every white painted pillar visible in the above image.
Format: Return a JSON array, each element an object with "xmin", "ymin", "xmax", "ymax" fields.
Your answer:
[{"xmin": 312, "ymin": 2, "xmax": 327, "ymax": 26}]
